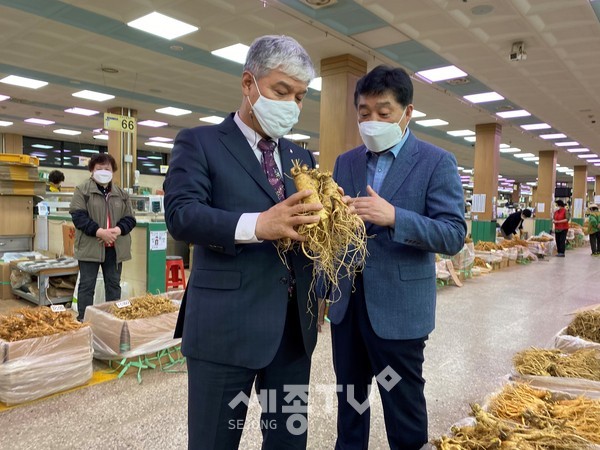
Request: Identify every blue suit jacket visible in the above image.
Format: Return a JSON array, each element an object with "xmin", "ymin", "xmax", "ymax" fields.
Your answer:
[
  {"xmin": 328, "ymin": 132, "xmax": 467, "ymax": 340},
  {"xmin": 163, "ymin": 114, "xmax": 318, "ymax": 369}
]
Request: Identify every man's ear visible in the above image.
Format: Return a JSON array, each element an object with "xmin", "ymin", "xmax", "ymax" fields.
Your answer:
[{"xmin": 241, "ymin": 71, "xmax": 254, "ymax": 96}]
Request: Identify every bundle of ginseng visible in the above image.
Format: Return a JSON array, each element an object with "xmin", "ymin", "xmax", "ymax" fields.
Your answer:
[
  {"xmin": 280, "ymin": 161, "xmax": 367, "ymax": 301},
  {"xmin": 110, "ymin": 293, "xmax": 178, "ymax": 320},
  {"xmin": 565, "ymin": 310, "xmax": 600, "ymax": 344},
  {"xmin": 0, "ymin": 307, "xmax": 84, "ymax": 342}
]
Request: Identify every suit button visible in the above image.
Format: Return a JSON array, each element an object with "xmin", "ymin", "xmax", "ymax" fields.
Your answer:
[{"xmin": 280, "ymin": 277, "xmax": 288, "ymax": 285}]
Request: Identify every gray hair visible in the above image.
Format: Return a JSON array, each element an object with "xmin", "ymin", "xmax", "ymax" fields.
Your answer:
[{"xmin": 244, "ymin": 35, "xmax": 316, "ymax": 84}]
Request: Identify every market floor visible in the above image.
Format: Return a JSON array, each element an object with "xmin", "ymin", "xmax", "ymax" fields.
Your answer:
[{"xmin": 1, "ymin": 246, "xmax": 598, "ymax": 450}]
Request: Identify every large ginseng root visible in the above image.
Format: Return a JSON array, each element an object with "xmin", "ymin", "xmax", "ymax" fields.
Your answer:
[{"xmin": 279, "ymin": 160, "xmax": 368, "ymax": 304}]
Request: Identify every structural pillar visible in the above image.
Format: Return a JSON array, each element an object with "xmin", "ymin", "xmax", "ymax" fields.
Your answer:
[
  {"xmin": 534, "ymin": 150, "xmax": 557, "ymax": 234},
  {"xmin": 107, "ymin": 107, "xmax": 137, "ymax": 190},
  {"xmin": 471, "ymin": 123, "xmax": 501, "ymax": 242},
  {"xmin": 511, "ymin": 183, "xmax": 521, "ymax": 204},
  {"xmin": 595, "ymin": 176, "xmax": 600, "ymax": 204},
  {"xmin": 318, "ymin": 55, "xmax": 366, "ymax": 171},
  {"xmin": 0, "ymin": 133, "xmax": 23, "ymax": 153},
  {"xmin": 572, "ymin": 165, "xmax": 587, "ymax": 224}
]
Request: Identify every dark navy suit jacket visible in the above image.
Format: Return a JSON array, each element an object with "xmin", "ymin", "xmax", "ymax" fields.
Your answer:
[
  {"xmin": 164, "ymin": 113, "xmax": 318, "ymax": 369},
  {"xmin": 328, "ymin": 132, "xmax": 467, "ymax": 340}
]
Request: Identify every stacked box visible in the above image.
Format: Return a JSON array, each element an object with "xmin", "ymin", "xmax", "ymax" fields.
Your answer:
[
  {"xmin": 0, "ymin": 262, "xmax": 16, "ymax": 300},
  {"xmin": 0, "ymin": 327, "xmax": 93, "ymax": 405}
]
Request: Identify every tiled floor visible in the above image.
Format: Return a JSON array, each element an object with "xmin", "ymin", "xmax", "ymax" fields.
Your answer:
[{"xmin": 1, "ymin": 246, "xmax": 597, "ymax": 449}]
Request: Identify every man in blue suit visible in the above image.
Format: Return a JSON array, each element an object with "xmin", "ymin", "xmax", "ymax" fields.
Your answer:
[
  {"xmin": 164, "ymin": 35, "xmax": 322, "ymax": 450},
  {"xmin": 328, "ymin": 65, "xmax": 467, "ymax": 450}
]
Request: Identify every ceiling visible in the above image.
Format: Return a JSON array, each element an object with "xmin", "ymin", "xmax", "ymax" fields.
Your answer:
[{"xmin": 1, "ymin": 0, "xmax": 599, "ymax": 187}]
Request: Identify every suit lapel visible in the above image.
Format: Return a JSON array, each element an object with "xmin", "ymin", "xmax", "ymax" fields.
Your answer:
[
  {"xmin": 279, "ymin": 139, "xmax": 303, "ymax": 197},
  {"xmin": 378, "ymin": 133, "xmax": 419, "ymax": 201}
]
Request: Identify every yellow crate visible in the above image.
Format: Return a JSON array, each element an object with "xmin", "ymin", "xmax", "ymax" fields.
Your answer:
[{"xmin": 0, "ymin": 154, "xmax": 39, "ymax": 167}]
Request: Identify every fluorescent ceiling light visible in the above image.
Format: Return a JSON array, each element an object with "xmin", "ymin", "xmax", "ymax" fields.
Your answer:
[
  {"xmin": 556, "ymin": 167, "xmax": 570, "ymax": 172},
  {"xmin": 513, "ymin": 152, "xmax": 535, "ymax": 158},
  {"xmin": 147, "ymin": 155, "xmax": 164, "ymax": 160},
  {"xmin": 80, "ymin": 149, "xmax": 99, "ymax": 153},
  {"xmin": 0, "ymin": 75, "xmax": 48, "ymax": 89},
  {"xmin": 520, "ymin": 123, "xmax": 551, "ymax": 130},
  {"xmin": 457, "ymin": 166, "xmax": 464, "ymax": 170},
  {"xmin": 415, "ymin": 119, "xmax": 448, "ymax": 127},
  {"xmin": 284, "ymin": 133, "xmax": 310, "ymax": 141},
  {"xmin": 464, "ymin": 136, "xmax": 476, "ymax": 142},
  {"xmin": 156, "ymin": 106, "xmax": 191, "ymax": 116},
  {"xmin": 496, "ymin": 110, "xmax": 531, "ymax": 119},
  {"xmin": 199, "ymin": 115, "xmax": 224, "ymax": 124},
  {"xmin": 31, "ymin": 144, "xmax": 53, "ymax": 149},
  {"xmin": 463, "ymin": 92, "xmax": 504, "ymax": 103},
  {"xmin": 149, "ymin": 136, "xmax": 173, "ymax": 142},
  {"xmin": 447, "ymin": 129, "xmax": 474, "ymax": 137},
  {"xmin": 526, "ymin": 182, "xmax": 537, "ymax": 186},
  {"xmin": 127, "ymin": 12, "xmax": 198, "ymax": 40},
  {"xmin": 25, "ymin": 118, "xmax": 54, "ymax": 125},
  {"xmin": 93, "ymin": 134, "xmax": 109, "ymax": 140},
  {"xmin": 555, "ymin": 141, "xmax": 579, "ymax": 147},
  {"xmin": 567, "ymin": 148, "xmax": 589, "ymax": 153},
  {"xmin": 53, "ymin": 129, "xmax": 81, "ymax": 136},
  {"xmin": 578, "ymin": 153, "xmax": 598, "ymax": 159},
  {"xmin": 0, "ymin": 120, "xmax": 13, "ymax": 126},
  {"xmin": 313, "ymin": 152, "xmax": 320, "ymax": 156},
  {"xmin": 65, "ymin": 107, "xmax": 99, "ymax": 116},
  {"xmin": 138, "ymin": 120, "xmax": 167, "ymax": 127},
  {"xmin": 416, "ymin": 65, "xmax": 467, "ymax": 82},
  {"xmin": 523, "ymin": 157, "xmax": 539, "ymax": 161},
  {"xmin": 146, "ymin": 141, "xmax": 174, "ymax": 149},
  {"xmin": 0, "ymin": 94, "xmax": 9, "ymax": 101},
  {"xmin": 499, "ymin": 144, "xmax": 510, "ymax": 148},
  {"xmin": 411, "ymin": 110, "xmax": 426, "ymax": 118},
  {"xmin": 587, "ymin": 159, "xmax": 600, "ymax": 163},
  {"xmin": 500, "ymin": 147, "xmax": 521, "ymax": 153},
  {"xmin": 211, "ymin": 43, "xmax": 250, "ymax": 64},
  {"xmin": 308, "ymin": 77, "xmax": 322, "ymax": 91},
  {"xmin": 540, "ymin": 133, "xmax": 567, "ymax": 140},
  {"xmin": 72, "ymin": 90, "xmax": 115, "ymax": 102}
]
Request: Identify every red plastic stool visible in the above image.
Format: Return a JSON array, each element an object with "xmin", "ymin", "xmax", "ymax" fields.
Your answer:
[{"xmin": 166, "ymin": 256, "xmax": 186, "ymax": 290}]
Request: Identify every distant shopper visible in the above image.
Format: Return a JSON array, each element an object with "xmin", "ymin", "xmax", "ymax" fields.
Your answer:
[
  {"xmin": 69, "ymin": 154, "xmax": 136, "ymax": 321},
  {"xmin": 587, "ymin": 204, "xmax": 600, "ymax": 256},
  {"xmin": 501, "ymin": 209, "xmax": 532, "ymax": 239},
  {"xmin": 47, "ymin": 170, "xmax": 65, "ymax": 192},
  {"xmin": 553, "ymin": 199, "xmax": 569, "ymax": 257}
]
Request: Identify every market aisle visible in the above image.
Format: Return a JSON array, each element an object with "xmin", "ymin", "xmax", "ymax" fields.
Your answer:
[{"xmin": 0, "ymin": 246, "xmax": 597, "ymax": 449}]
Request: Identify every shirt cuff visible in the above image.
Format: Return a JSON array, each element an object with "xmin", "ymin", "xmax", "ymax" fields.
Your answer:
[{"xmin": 235, "ymin": 213, "xmax": 262, "ymax": 244}]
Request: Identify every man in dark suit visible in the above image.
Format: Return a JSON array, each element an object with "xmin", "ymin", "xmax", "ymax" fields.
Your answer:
[
  {"xmin": 327, "ymin": 65, "xmax": 467, "ymax": 450},
  {"xmin": 164, "ymin": 35, "xmax": 322, "ymax": 450}
]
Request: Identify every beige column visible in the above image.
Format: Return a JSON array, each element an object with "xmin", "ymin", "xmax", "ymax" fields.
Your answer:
[
  {"xmin": 595, "ymin": 176, "xmax": 600, "ymax": 202},
  {"xmin": 511, "ymin": 183, "xmax": 521, "ymax": 203},
  {"xmin": 536, "ymin": 151, "xmax": 557, "ymax": 220},
  {"xmin": 572, "ymin": 165, "xmax": 588, "ymax": 219},
  {"xmin": 318, "ymin": 55, "xmax": 366, "ymax": 171},
  {"xmin": 0, "ymin": 133, "xmax": 23, "ymax": 153},
  {"xmin": 107, "ymin": 107, "xmax": 137, "ymax": 189},
  {"xmin": 473, "ymin": 123, "xmax": 501, "ymax": 221}
]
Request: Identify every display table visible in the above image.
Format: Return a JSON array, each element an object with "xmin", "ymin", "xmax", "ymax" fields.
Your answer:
[{"xmin": 10, "ymin": 258, "xmax": 79, "ymax": 306}]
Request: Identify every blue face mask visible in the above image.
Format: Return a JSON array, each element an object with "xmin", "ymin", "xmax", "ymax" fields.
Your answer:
[{"xmin": 358, "ymin": 108, "xmax": 408, "ymax": 153}]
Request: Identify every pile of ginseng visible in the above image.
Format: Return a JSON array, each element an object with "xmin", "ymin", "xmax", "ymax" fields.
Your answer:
[
  {"xmin": 565, "ymin": 310, "xmax": 600, "ymax": 343},
  {"xmin": 0, "ymin": 307, "xmax": 84, "ymax": 342},
  {"xmin": 499, "ymin": 237, "xmax": 530, "ymax": 248},
  {"xmin": 433, "ymin": 403, "xmax": 591, "ymax": 449},
  {"xmin": 513, "ymin": 347, "xmax": 600, "ymax": 381},
  {"xmin": 487, "ymin": 383, "xmax": 600, "ymax": 445},
  {"xmin": 279, "ymin": 161, "xmax": 367, "ymax": 299},
  {"xmin": 529, "ymin": 236, "xmax": 554, "ymax": 242},
  {"xmin": 474, "ymin": 242, "xmax": 502, "ymax": 251},
  {"xmin": 110, "ymin": 293, "xmax": 178, "ymax": 320}
]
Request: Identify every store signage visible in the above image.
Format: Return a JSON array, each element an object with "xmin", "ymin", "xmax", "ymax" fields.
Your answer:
[
  {"xmin": 104, "ymin": 113, "xmax": 137, "ymax": 133},
  {"xmin": 116, "ymin": 300, "xmax": 132, "ymax": 308}
]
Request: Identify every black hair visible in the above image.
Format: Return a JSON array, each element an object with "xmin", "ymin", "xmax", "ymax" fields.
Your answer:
[
  {"xmin": 521, "ymin": 209, "xmax": 532, "ymax": 218},
  {"xmin": 48, "ymin": 170, "xmax": 65, "ymax": 184},
  {"xmin": 354, "ymin": 65, "xmax": 413, "ymax": 109},
  {"xmin": 556, "ymin": 200, "xmax": 566, "ymax": 207},
  {"xmin": 88, "ymin": 153, "xmax": 117, "ymax": 172}
]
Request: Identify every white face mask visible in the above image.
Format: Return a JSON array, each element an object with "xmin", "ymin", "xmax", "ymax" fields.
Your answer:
[
  {"xmin": 248, "ymin": 75, "xmax": 301, "ymax": 139},
  {"xmin": 358, "ymin": 108, "xmax": 408, "ymax": 153},
  {"xmin": 93, "ymin": 169, "xmax": 113, "ymax": 185}
]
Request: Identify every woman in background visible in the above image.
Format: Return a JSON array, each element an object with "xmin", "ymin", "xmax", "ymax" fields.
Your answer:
[
  {"xmin": 47, "ymin": 169, "xmax": 65, "ymax": 192},
  {"xmin": 553, "ymin": 199, "xmax": 569, "ymax": 257}
]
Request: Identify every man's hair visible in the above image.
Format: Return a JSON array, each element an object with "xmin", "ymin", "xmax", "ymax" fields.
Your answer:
[
  {"xmin": 88, "ymin": 153, "xmax": 117, "ymax": 172},
  {"xmin": 48, "ymin": 170, "xmax": 65, "ymax": 184},
  {"xmin": 521, "ymin": 209, "xmax": 532, "ymax": 218},
  {"xmin": 354, "ymin": 65, "xmax": 414, "ymax": 108},
  {"xmin": 244, "ymin": 35, "xmax": 315, "ymax": 84}
]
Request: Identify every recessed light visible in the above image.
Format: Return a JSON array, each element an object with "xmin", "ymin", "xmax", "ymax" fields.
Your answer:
[
  {"xmin": 309, "ymin": 77, "xmax": 322, "ymax": 91},
  {"xmin": 587, "ymin": 159, "xmax": 600, "ymax": 163},
  {"xmin": 93, "ymin": 134, "xmax": 109, "ymax": 140},
  {"xmin": 500, "ymin": 147, "xmax": 521, "ymax": 153},
  {"xmin": 65, "ymin": 107, "xmax": 99, "ymax": 116},
  {"xmin": 555, "ymin": 141, "xmax": 579, "ymax": 147},
  {"xmin": 447, "ymin": 129, "xmax": 475, "ymax": 137},
  {"xmin": 138, "ymin": 120, "xmax": 168, "ymax": 127},
  {"xmin": 578, "ymin": 153, "xmax": 598, "ymax": 159},
  {"xmin": 464, "ymin": 136, "xmax": 477, "ymax": 142},
  {"xmin": 149, "ymin": 136, "xmax": 173, "ymax": 142},
  {"xmin": 0, "ymin": 120, "xmax": 13, "ymax": 126},
  {"xmin": 146, "ymin": 141, "xmax": 174, "ymax": 149},
  {"xmin": 463, "ymin": 92, "xmax": 504, "ymax": 103},
  {"xmin": 80, "ymin": 149, "xmax": 100, "ymax": 153},
  {"xmin": 416, "ymin": 65, "xmax": 468, "ymax": 82},
  {"xmin": 0, "ymin": 94, "xmax": 9, "ymax": 101},
  {"xmin": 415, "ymin": 119, "xmax": 448, "ymax": 127},
  {"xmin": 156, "ymin": 106, "xmax": 191, "ymax": 116},
  {"xmin": 72, "ymin": 90, "xmax": 115, "ymax": 102},
  {"xmin": 567, "ymin": 148, "xmax": 589, "ymax": 153},
  {"xmin": 1, "ymin": 75, "xmax": 48, "ymax": 89},
  {"xmin": 53, "ymin": 129, "xmax": 81, "ymax": 136},
  {"xmin": 513, "ymin": 153, "xmax": 535, "ymax": 158},
  {"xmin": 284, "ymin": 133, "xmax": 310, "ymax": 141},
  {"xmin": 411, "ymin": 110, "xmax": 426, "ymax": 118},
  {"xmin": 520, "ymin": 123, "xmax": 551, "ymax": 130},
  {"xmin": 199, "ymin": 115, "xmax": 225, "ymax": 124},
  {"xmin": 127, "ymin": 12, "xmax": 198, "ymax": 40},
  {"xmin": 211, "ymin": 43, "xmax": 250, "ymax": 64},
  {"xmin": 539, "ymin": 133, "xmax": 567, "ymax": 139},
  {"xmin": 496, "ymin": 109, "xmax": 531, "ymax": 118},
  {"xmin": 25, "ymin": 118, "xmax": 55, "ymax": 125},
  {"xmin": 499, "ymin": 144, "xmax": 510, "ymax": 148},
  {"xmin": 31, "ymin": 144, "xmax": 53, "ymax": 149},
  {"xmin": 523, "ymin": 157, "xmax": 539, "ymax": 161}
]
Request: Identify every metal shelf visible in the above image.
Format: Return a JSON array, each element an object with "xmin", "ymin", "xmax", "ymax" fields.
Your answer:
[{"xmin": 12, "ymin": 267, "xmax": 78, "ymax": 306}]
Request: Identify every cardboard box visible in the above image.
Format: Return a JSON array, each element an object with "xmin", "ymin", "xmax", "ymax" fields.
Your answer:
[
  {"xmin": 84, "ymin": 291, "xmax": 183, "ymax": 360},
  {"xmin": 0, "ymin": 262, "xmax": 16, "ymax": 300},
  {"xmin": 0, "ymin": 327, "xmax": 93, "ymax": 405},
  {"xmin": 62, "ymin": 223, "xmax": 76, "ymax": 257}
]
